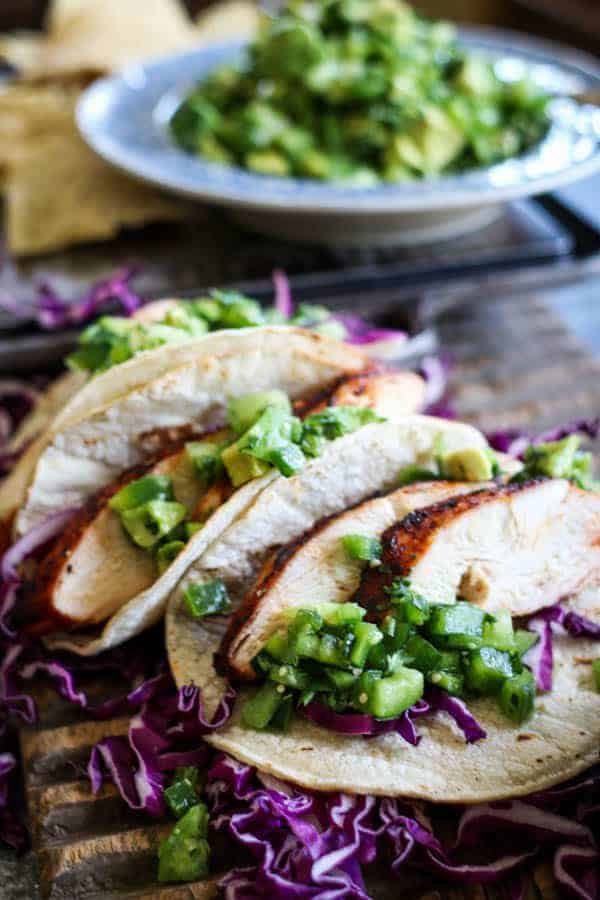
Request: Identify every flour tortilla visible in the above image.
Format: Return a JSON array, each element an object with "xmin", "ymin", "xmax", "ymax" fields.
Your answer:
[
  {"xmin": 15, "ymin": 326, "xmax": 368, "ymax": 535},
  {"xmin": 166, "ymin": 416, "xmax": 489, "ymax": 718}
]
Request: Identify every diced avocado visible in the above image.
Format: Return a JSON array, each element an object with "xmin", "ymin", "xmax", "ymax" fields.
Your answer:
[
  {"xmin": 221, "ymin": 441, "xmax": 271, "ymax": 487},
  {"xmin": 227, "ymin": 390, "xmax": 291, "ymax": 435},
  {"xmin": 454, "ymin": 57, "xmax": 496, "ymax": 96},
  {"xmin": 368, "ymin": 666, "xmax": 424, "ymax": 718},
  {"xmin": 441, "ymin": 447, "xmax": 494, "ymax": 482}
]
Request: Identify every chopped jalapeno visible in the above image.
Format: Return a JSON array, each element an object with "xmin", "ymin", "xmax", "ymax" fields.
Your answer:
[
  {"xmin": 156, "ymin": 540, "xmax": 185, "ymax": 574},
  {"xmin": 227, "ymin": 390, "xmax": 291, "ymax": 435},
  {"xmin": 342, "ymin": 533, "xmax": 382, "ymax": 564},
  {"xmin": 165, "ymin": 768, "xmax": 202, "ymax": 819},
  {"xmin": 499, "ymin": 670, "xmax": 536, "ymax": 724},
  {"xmin": 426, "ymin": 601, "xmax": 488, "ymax": 648},
  {"xmin": 242, "ymin": 681, "xmax": 288, "ymax": 730},
  {"xmin": 184, "ymin": 579, "xmax": 231, "ymax": 620},
  {"xmin": 109, "ymin": 475, "xmax": 173, "ymax": 513},
  {"xmin": 157, "ymin": 803, "xmax": 210, "ymax": 883},
  {"xmin": 121, "ymin": 500, "xmax": 187, "ymax": 549}
]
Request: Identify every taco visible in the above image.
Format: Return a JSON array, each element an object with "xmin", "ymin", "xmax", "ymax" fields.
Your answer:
[
  {"xmin": 12, "ymin": 324, "xmax": 426, "ymax": 655},
  {"xmin": 166, "ymin": 431, "xmax": 600, "ymax": 804}
]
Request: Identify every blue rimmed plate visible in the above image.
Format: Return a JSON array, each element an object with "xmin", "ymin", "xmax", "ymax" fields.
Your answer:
[{"xmin": 77, "ymin": 28, "xmax": 600, "ymax": 246}]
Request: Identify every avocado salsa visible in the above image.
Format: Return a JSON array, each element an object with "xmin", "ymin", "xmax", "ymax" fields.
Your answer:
[{"xmin": 170, "ymin": 0, "xmax": 550, "ymax": 184}]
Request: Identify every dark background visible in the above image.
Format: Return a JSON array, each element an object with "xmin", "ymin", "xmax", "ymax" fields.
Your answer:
[{"xmin": 0, "ymin": 1, "xmax": 598, "ymax": 54}]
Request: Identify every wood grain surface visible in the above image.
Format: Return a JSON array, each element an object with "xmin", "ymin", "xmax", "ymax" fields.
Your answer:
[{"xmin": 9, "ymin": 285, "xmax": 599, "ymax": 898}]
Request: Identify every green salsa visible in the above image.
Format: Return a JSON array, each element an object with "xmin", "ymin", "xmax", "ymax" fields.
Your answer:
[
  {"xmin": 241, "ymin": 579, "xmax": 539, "ymax": 732},
  {"xmin": 170, "ymin": 0, "xmax": 550, "ymax": 184}
]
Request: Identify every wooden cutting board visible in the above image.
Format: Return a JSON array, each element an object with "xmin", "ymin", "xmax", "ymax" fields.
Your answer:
[{"xmin": 14, "ymin": 288, "xmax": 600, "ymax": 899}]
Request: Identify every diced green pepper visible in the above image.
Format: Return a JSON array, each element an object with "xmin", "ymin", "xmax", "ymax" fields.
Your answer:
[
  {"xmin": 259, "ymin": 656, "xmax": 312, "ymax": 691},
  {"xmin": 319, "ymin": 602, "xmax": 365, "ymax": 627},
  {"xmin": 157, "ymin": 804, "xmax": 210, "ymax": 883},
  {"xmin": 428, "ymin": 670, "xmax": 464, "ymax": 696},
  {"xmin": 184, "ymin": 579, "xmax": 231, "ymax": 619},
  {"xmin": 404, "ymin": 634, "xmax": 442, "ymax": 674},
  {"xmin": 482, "ymin": 609, "xmax": 515, "ymax": 652},
  {"xmin": 227, "ymin": 390, "xmax": 291, "ymax": 435},
  {"xmin": 241, "ymin": 681, "xmax": 287, "ymax": 729},
  {"xmin": 165, "ymin": 767, "xmax": 201, "ymax": 819},
  {"xmin": 121, "ymin": 500, "xmax": 187, "ymax": 549},
  {"xmin": 109, "ymin": 474, "xmax": 173, "ymax": 513},
  {"xmin": 426, "ymin": 602, "xmax": 488, "ymax": 649},
  {"xmin": 341, "ymin": 533, "xmax": 382, "ymax": 563},
  {"xmin": 499, "ymin": 670, "xmax": 536, "ymax": 723},
  {"xmin": 512, "ymin": 630, "xmax": 537, "ymax": 657},
  {"xmin": 464, "ymin": 646, "xmax": 514, "ymax": 693},
  {"xmin": 387, "ymin": 579, "xmax": 429, "ymax": 626},
  {"xmin": 156, "ymin": 540, "xmax": 185, "ymax": 574},
  {"xmin": 349, "ymin": 621, "xmax": 383, "ymax": 667}
]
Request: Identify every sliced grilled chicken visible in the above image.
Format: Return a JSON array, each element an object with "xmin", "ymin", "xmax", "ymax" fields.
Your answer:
[
  {"xmin": 23, "ymin": 370, "xmax": 421, "ymax": 634},
  {"xmin": 354, "ymin": 478, "xmax": 600, "ymax": 620},
  {"xmin": 223, "ymin": 481, "xmax": 484, "ymax": 679},
  {"xmin": 294, "ymin": 370, "xmax": 426, "ymax": 420},
  {"xmin": 22, "ymin": 432, "xmax": 224, "ymax": 632}
]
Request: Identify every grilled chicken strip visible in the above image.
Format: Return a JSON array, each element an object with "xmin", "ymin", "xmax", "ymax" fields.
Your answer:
[
  {"xmin": 21, "ymin": 371, "xmax": 423, "ymax": 634},
  {"xmin": 223, "ymin": 481, "xmax": 484, "ymax": 680},
  {"xmin": 354, "ymin": 478, "xmax": 600, "ymax": 621}
]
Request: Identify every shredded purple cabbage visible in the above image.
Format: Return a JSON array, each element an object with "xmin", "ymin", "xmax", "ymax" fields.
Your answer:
[
  {"xmin": 488, "ymin": 418, "xmax": 600, "ymax": 458},
  {"xmin": 302, "ymin": 691, "xmax": 485, "ymax": 746},
  {"xmin": 273, "ymin": 269, "xmax": 293, "ymax": 320},
  {"xmin": 0, "ymin": 266, "xmax": 143, "ymax": 330},
  {"xmin": 524, "ymin": 601, "xmax": 600, "ymax": 692},
  {"xmin": 207, "ymin": 755, "xmax": 600, "ymax": 898}
]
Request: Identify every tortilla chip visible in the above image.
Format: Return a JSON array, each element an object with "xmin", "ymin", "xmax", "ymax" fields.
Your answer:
[
  {"xmin": 0, "ymin": 32, "xmax": 45, "ymax": 73},
  {"xmin": 15, "ymin": 0, "xmax": 198, "ymax": 81},
  {"xmin": 196, "ymin": 1, "xmax": 260, "ymax": 44},
  {"xmin": 5, "ymin": 121, "xmax": 185, "ymax": 256}
]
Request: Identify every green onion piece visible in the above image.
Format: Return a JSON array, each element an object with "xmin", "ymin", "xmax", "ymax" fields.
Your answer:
[
  {"xmin": 426, "ymin": 601, "xmax": 488, "ymax": 648},
  {"xmin": 185, "ymin": 441, "xmax": 226, "ymax": 490},
  {"xmin": 499, "ymin": 670, "xmax": 536, "ymax": 723},
  {"xmin": 341, "ymin": 533, "xmax": 382, "ymax": 563},
  {"xmin": 157, "ymin": 804, "xmax": 210, "ymax": 883},
  {"xmin": 184, "ymin": 579, "xmax": 231, "ymax": 620},
  {"xmin": 593, "ymin": 659, "xmax": 600, "ymax": 693},
  {"xmin": 164, "ymin": 768, "xmax": 201, "ymax": 819},
  {"xmin": 156, "ymin": 540, "xmax": 185, "ymax": 574},
  {"xmin": 109, "ymin": 475, "xmax": 173, "ymax": 513},
  {"xmin": 241, "ymin": 681, "xmax": 287, "ymax": 730}
]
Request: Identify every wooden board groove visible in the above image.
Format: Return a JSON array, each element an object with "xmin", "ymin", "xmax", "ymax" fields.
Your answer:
[{"xmin": 17, "ymin": 291, "xmax": 600, "ymax": 899}]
